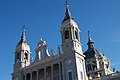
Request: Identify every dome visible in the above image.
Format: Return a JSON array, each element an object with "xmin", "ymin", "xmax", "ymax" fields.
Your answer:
[
  {"xmin": 84, "ymin": 31, "xmax": 104, "ymax": 60},
  {"xmin": 84, "ymin": 48, "xmax": 103, "ymax": 60}
]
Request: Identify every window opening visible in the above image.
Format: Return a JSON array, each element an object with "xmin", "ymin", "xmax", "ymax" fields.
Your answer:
[
  {"xmin": 65, "ymin": 30, "xmax": 69, "ymax": 39},
  {"xmin": 25, "ymin": 53, "xmax": 28, "ymax": 60},
  {"xmin": 75, "ymin": 31, "xmax": 78, "ymax": 40},
  {"xmin": 17, "ymin": 53, "xmax": 20, "ymax": 59},
  {"xmin": 68, "ymin": 71, "xmax": 72, "ymax": 80}
]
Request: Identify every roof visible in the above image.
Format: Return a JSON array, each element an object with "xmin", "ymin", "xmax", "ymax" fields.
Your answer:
[
  {"xmin": 84, "ymin": 48, "xmax": 103, "ymax": 60},
  {"xmin": 62, "ymin": 3, "xmax": 74, "ymax": 23}
]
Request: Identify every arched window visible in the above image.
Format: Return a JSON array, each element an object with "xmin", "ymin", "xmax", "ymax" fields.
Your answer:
[
  {"xmin": 65, "ymin": 30, "xmax": 69, "ymax": 39},
  {"xmin": 87, "ymin": 64, "xmax": 92, "ymax": 71},
  {"xmin": 99, "ymin": 62, "xmax": 102, "ymax": 68},
  {"xmin": 68, "ymin": 71, "xmax": 72, "ymax": 80},
  {"xmin": 75, "ymin": 31, "xmax": 78, "ymax": 40},
  {"xmin": 25, "ymin": 53, "xmax": 28, "ymax": 60},
  {"xmin": 17, "ymin": 53, "xmax": 20, "ymax": 59},
  {"xmin": 93, "ymin": 65, "xmax": 97, "ymax": 70}
]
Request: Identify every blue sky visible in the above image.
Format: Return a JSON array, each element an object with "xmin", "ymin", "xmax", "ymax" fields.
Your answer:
[{"xmin": 0, "ymin": 0, "xmax": 120, "ymax": 80}]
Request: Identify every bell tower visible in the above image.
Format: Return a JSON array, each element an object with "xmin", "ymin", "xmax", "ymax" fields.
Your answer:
[
  {"xmin": 60, "ymin": 2, "xmax": 87, "ymax": 80},
  {"xmin": 14, "ymin": 27, "xmax": 31, "ymax": 71},
  {"xmin": 60, "ymin": 2, "xmax": 83, "ymax": 55},
  {"xmin": 12, "ymin": 27, "xmax": 31, "ymax": 80}
]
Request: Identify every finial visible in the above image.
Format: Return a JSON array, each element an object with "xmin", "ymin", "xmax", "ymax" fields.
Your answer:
[
  {"xmin": 20, "ymin": 25, "xmax": 26, "ymax": 43},
  {"xmin": 40, "ymin": 38, "xmax": 43, "ymax": 41},
  {"xmin": 65, "ymin": 0, "xmax": 69, "ymax": 13},
  {"xmin": 65, "ymin": 0, "xmax": 69, "ymax": 6},
  {"xmin": 87, "ymin": 31, "xmax": 94, "ymax": 49},
  {"xmin": 22, "ymin": 25, "xmax": 26, "ymax": 39},
  {"xmin": 88, "ymin": 31, "xmax": 91, "ymax": 39},
  {"xmin": 22, "ymin": 25, "xmax": 26, "ymax": 34},
  {"xmin": 17, "ymin": 25, "xmax": 27, "ymax": 44},
  {"xmin": 62, "ymin": 0, "xmax": 73, "ymax": 22},
  {"xmin": 88, "ymin": 31, "xmax": 93, "ymax": 41}
]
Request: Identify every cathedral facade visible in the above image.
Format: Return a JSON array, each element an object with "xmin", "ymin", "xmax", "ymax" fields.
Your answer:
[
  {"xmin": 12, "ymin": 3, "xmax": 120, "ymax": 80},
  {"xmin": 12, "ymin": 4, "xmax": 87, "ymax": 80}
]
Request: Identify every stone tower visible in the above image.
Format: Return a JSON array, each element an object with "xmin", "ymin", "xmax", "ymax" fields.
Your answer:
[
  {"xmin": 60, "ymin": 3, "xmax": 87, "ymax": 80},
  {"xmin": 12, "ymin": 28, "xmax": 31, "ymax": 80}
]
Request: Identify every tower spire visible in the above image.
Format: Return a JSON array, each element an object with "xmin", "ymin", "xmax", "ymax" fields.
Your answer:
[
  {"xmin": 14, "ymin": 25, "xmax": 30, "ymax": 70},
  {"xmin": 62, "ymin": 0, "xmax": 73, "ymax": 22},
  {"xmin": 19, "ymin": 25, "xmax": 26, "ymax": 44},
  {"xmin": 88, "ymin": 31, "xmax": 92, "ymax": 41},
  {"xmin": 87, "ymin": 31, "xmax": 94, "ymax": 49}
]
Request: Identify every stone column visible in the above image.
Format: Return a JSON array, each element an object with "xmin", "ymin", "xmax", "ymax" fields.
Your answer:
[
  {"xmin": 37, "ymin": 70, "xmax": 38, "ymax": 80},
  {"xmin": 30, "ymin": 72, "xmax": 32, "ymax": 80},
  {"xmin": 82, "ymin": 59, "xmax": 87, "ymax": 80},
  {"xmin": 59, "ymin": 62, "xmax": 61, "ymax": 80},
  {"xmin": 25, "ymin": 74, "xmax": 26, "ymax": 80},
  {"xmin": 51, "ymin": 65, "xmax": 53, "ymax": 80},
  {"xmin": 91, "ymin": 64, "xmax": 93, "ymax": 71},
  {"xmin": 44, "ymin": 67, "xmax": 46, "ymax": 80},
  {"xmin": 62, "ymin": 61, "xmax": 64, "ymax": 80}
]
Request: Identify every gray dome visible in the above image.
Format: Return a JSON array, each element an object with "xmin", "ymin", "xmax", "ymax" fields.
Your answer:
[
  {"xmin": 84, "ymin": 48, "xmax": 103, "ymax": 60},
  {"xmin": 84, "ymin": 31, "xmax": 104, "ymax": 60}
]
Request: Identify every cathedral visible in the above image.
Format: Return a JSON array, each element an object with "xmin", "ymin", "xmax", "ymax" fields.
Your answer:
[{"xmin": 12, "ymin": 2, "xmax": 120, "ymax": 80}]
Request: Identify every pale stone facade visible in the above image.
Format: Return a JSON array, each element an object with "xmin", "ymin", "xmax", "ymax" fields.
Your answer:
[
  {"xmin": 11, "ymin": 3, "xmax": 120, "ymax": 80},
  {"xmin": 12, "ymin": 4, "xmax": 87, "ymax": 80}
]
